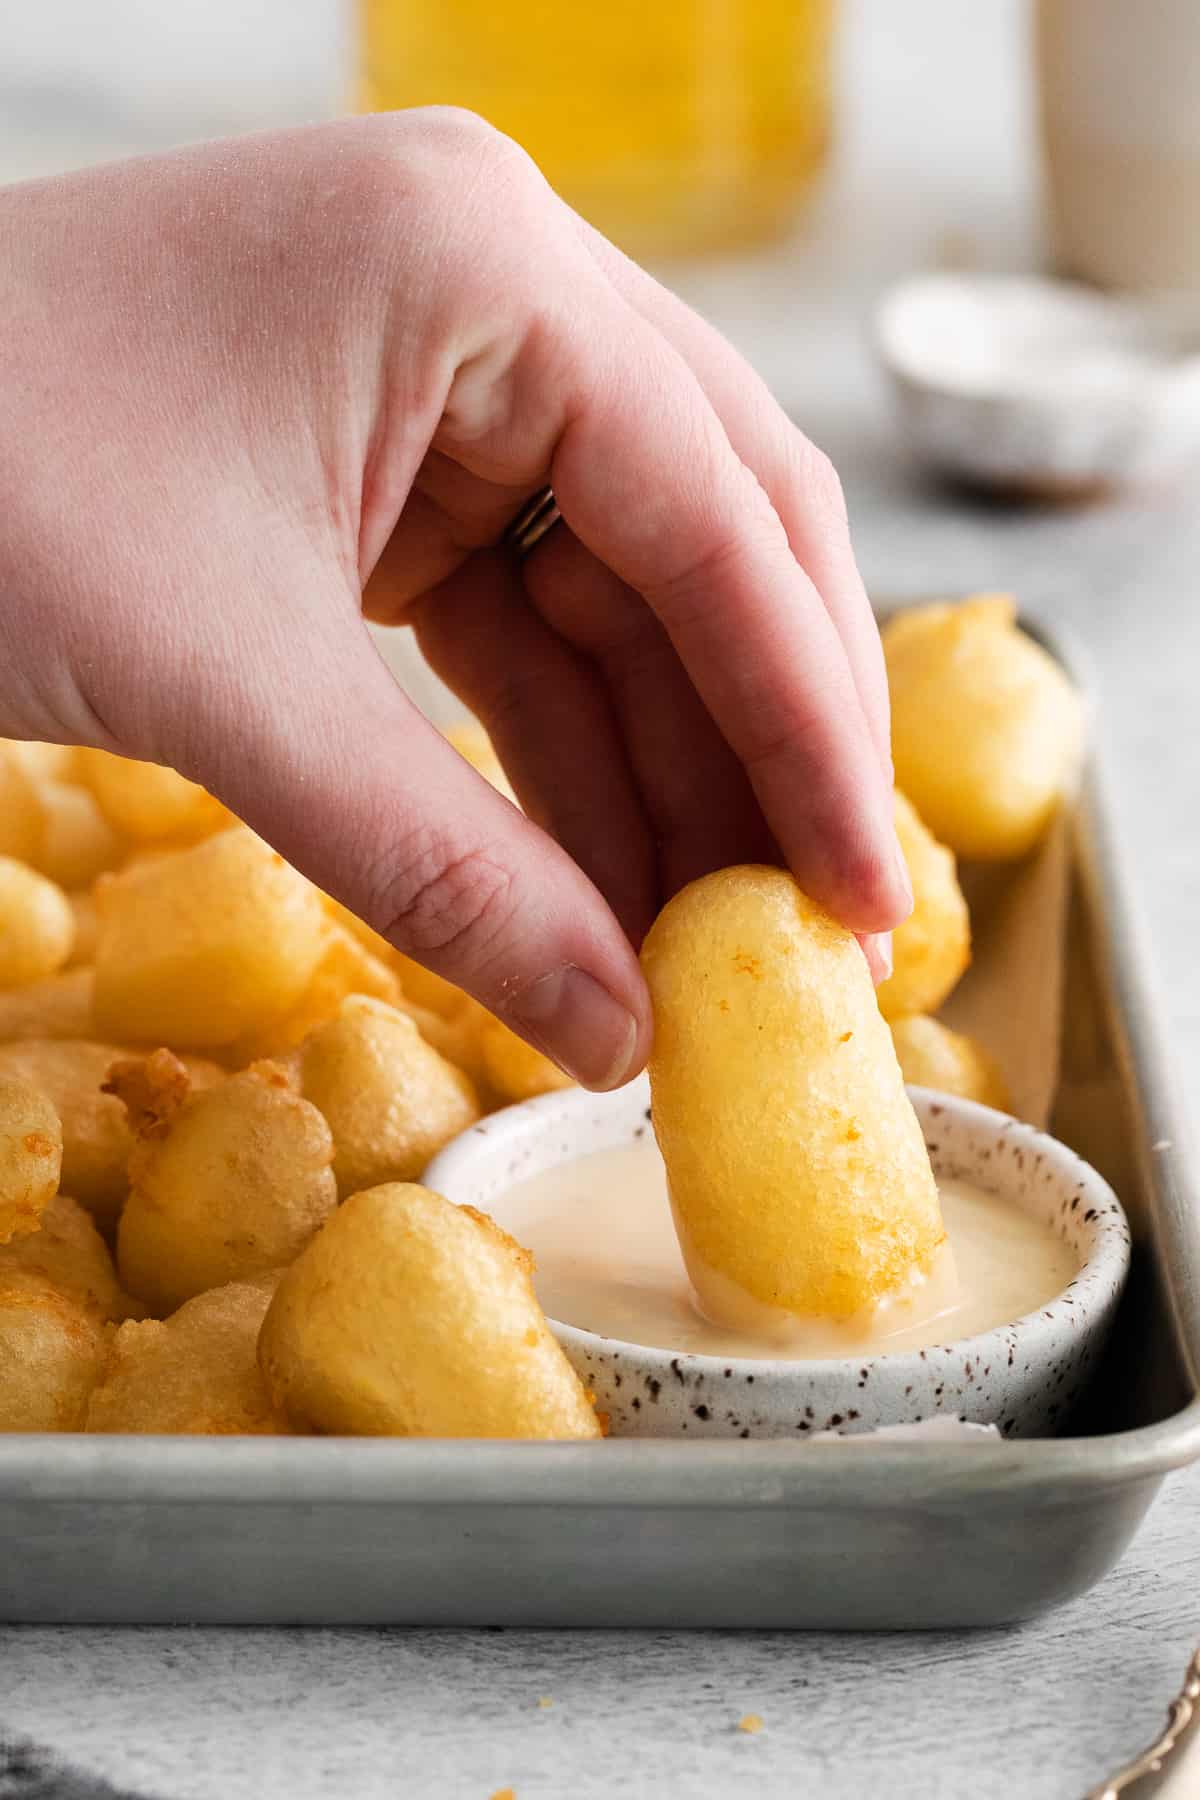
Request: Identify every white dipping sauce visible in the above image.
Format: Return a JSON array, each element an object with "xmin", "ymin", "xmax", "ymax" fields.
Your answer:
[{"xmin": 500, "ymin": 1142, "xmax": 1079, "ymax": 1361}]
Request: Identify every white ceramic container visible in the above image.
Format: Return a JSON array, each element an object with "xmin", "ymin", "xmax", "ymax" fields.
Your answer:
[
  {"xmin": 425, "ymin": 1076, "xmax": 1131, "ymax": 1440},
  {"xmin": 875, "ymin": 273, "xmax": 1200, "ymax": 494}
]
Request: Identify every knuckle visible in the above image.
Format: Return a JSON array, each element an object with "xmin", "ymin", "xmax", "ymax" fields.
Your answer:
[
  {"xmin": 407, "ymin": 104, "xmax": 517, "ymax": 161},
  {"xmin": 340, "ymin": 109, "xmax": 556, "ymax": 329},
  {"xmin": 371, "ymin": 828, "xmax": 516, "ymax": 970},
  {"xmin": 397, "ymin": 105, "xmax": 545, "ymax": 206},
  {"xmin": 407, "ymin": 103, "xmax": 501, "ymax": 147},
  {"xmin": 316, "ymin": 111, "xmax": 540, "ymax": 252},
  {"xmin": 788, "ymin": 437, "xmax": 847, "ymax": 526}
]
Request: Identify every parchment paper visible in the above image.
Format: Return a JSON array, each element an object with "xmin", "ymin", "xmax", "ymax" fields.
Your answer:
[{"xmin": 939, "ymin": 811, "xmax": 1072, "ymax": 1131}]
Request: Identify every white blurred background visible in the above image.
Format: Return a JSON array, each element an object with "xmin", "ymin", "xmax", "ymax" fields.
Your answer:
[
  {"xmin": 0, "ymin": 0, "xmax": 1033, "ymax": 265},
  {"xmin": 0, "ymin": 1, "xmax": 343, "ymax": 166}
]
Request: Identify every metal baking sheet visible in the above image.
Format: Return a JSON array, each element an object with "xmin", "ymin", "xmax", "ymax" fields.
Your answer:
[{"xmin": 1, "ymin": 612, "xmax": 1198, "ymax": 1629}]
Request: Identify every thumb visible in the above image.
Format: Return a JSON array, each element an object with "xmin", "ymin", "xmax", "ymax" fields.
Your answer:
[{"xmin": 164, "ymin": 592, "xmax": 648, "ymax": 1092}]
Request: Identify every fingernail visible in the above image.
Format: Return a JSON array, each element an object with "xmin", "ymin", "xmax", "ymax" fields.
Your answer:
[
  {"xmin": 892, "ymin": 835, "xmax": 914, "ymax": 912},
  {"xmin": 861, "ymin": 931, "xmax": 893, "ymax": 986},
  {"xmin": 506, "ymin": 965, "xmax": 640, "ymax": 1091}
]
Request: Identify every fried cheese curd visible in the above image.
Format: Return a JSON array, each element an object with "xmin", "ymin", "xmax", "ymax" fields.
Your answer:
[
  {"xmin": 478, "ymin": 1014, "xmax": 574, "ymax": 1104},
  {"xmin": 875, "ymin": 791, "xmax": 971, "ymax": 1021},
  {"xmin": 75, "ymin": 748, "xmax": 228, "ymax": 844},
  {"xmin": 65, "ymin": 891, "xmax": 101, "ymax": 967},
  {"xmin": 398, "ymin": 996, "xmax": 494, "ymax": 1095},
  {"xmin": 0, "ymin": 1191, "xmax": 128, "ymax": 1323},
  {"xmin": 2, "ymin": 740, "xmax": 77, "ymax": 785},
  {"xmin": 298, "ymin": 995, "xmax": 480, "ymax": 1198},
  {"xmin": 112, "ymin": 1053, "xmax": 338, "ymax": 1314},
  {"xmin": 92, "ymin": 827, "xmax": 329, "ymax": 1050},
  {"xmin": 0, "ymin": 1039, "xmax": 222, "ymax": 1228},
  {"xmin": 327, "ymin": 899, "xmax": 475, "ymax": 1030},
  {"xmin": 320, "ymin": 898, "xmax": 476, "ymax": 1028},
  {"xmin": 0, "ymin": 858, "xmax": 75, "ymax": 988},
  {"xmin": 0, "ymin": 969, "xmax": 95, "ymax": 1043},
  {"xmin": 32, "ymin": 781, "xmax": 126, "ymax": 890},
  {"xmin": 227, "ymin": 922, "xmax": 402, "ymax": 1065},
  {"xmin": 0, "ymin": 746, "xmax": 45, "ymax": 864},
  {"xmin": 640, "ymin": 866, "xmax": 945, "ymax": 1323},
  {"xmin": 883, "ymin": 595, "xmax": 1082, "ymax": 862},
  {"xmin": 86, "ymin": 1276, "xmax": 291, "ymax": 1436},
  {"xmin": 0, "ymin": 1075, "xmax": 63, "ymax": 1245},
  {"xmin": 0, "ymin": 1276, "xmax": 106, "ymax": 1431},
  {"xmin": 392, "ymin": 950, "xmax": 466, "ymax": 1020},
  {"xmin": 327, "ymin": 900, "xmax": 505, "ymax": 1096},
  {"xmin": 889, "ymin": 1014, "xmax": 1012, "ymax": 1113},
  {"xmin": 258, "ymin": 1183, "xmax": 602, "ymax": 1439}
]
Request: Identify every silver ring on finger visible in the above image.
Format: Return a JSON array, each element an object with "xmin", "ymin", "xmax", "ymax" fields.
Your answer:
[{"xmin": 503, "ymin": 485, "xmax": 562, "ymax": 559}]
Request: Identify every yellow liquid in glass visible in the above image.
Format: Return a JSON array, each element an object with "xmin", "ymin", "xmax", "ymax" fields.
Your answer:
[{"xmin": 361, "ymin": 1, "xmax": 835, "ymax": 259}]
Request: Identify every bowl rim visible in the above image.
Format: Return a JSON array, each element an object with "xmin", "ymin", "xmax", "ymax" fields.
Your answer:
[
  {"xmin": 423, "ymin": 1078, "xmax": 1131, "ymax": 1381},
  {"xmin": 873, "ymin": 271, "xmax": 1161, "ymax": 402}
]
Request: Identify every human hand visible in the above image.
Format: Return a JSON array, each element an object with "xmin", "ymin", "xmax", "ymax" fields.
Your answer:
[{"xmin": 0, "ymin": 111, "xmax": 909, "ymax": 1088}]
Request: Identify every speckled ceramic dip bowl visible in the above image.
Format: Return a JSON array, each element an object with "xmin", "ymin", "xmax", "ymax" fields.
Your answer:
[{"xmin": 424, "ymin": 1076, "xmax": 1130, "ymax": 1440}]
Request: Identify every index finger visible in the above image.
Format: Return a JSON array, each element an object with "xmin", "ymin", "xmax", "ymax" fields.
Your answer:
[
  {"xmin": 549, "ymin": 305, "xmax": 910, "ymax": 935},
  {"xmin": 573, "ymin": 216, "xmax": 894, "ymax": 786}
]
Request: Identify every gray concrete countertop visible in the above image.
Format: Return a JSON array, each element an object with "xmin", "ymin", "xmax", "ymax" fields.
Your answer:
[{"xmin": 2, "ymin": 3, "xmax": 1198, "ymax": 1796}]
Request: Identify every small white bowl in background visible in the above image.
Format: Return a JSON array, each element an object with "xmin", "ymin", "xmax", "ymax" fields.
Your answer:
[
  {"xmin": 425, "ymin": 1078, "xmax": 1130, "ymax": 1440},
  {"xmin": 875, "ymin": 272, "xmax": 1200, "ymax": 495}
]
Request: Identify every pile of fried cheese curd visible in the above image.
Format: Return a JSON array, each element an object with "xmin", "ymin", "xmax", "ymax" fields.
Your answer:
[{"xmin": 0, "ymin": 595, "xmax": 1079, "ymax": 1443}]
